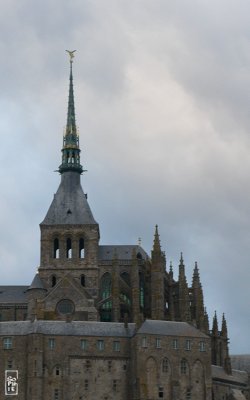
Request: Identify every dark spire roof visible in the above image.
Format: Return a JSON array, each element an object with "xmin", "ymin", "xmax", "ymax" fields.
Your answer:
[
  {"xmin": 42, "ymin": 52, "xmax": 97, "ymax": 226},
  {"xmin": 59, "ymin": 52, "xmax": 83, "ymax": 174},
  {"xmin": 27, "ymin": 273, "xmax": 46, "ymax": 291}
]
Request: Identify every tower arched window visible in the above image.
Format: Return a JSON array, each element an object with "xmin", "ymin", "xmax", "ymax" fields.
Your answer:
[
  {"xmin": 53, "ymin": 239, "xmax": 59, "ymax": 259},
  {"xmin": 79, "ymin": 238, "xmax": 85, "ymax": 258},
  {"xmin": 52, "ymin": 275, "xmax": 57, "ymax": 287},
  {"xmin": 66, "ymin": 238, "xmax": 72, "ymax": 259},
  {"xmin": 81, "ymin": 275, "xmax": 85, "ymax": 287}
]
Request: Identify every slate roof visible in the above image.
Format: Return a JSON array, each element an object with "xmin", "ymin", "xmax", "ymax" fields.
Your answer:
[
  {"xmin": 41, "ymin": 171, "xmax": 97, "ymax": 225},
  {"xmin": 0, "ymin": 286, "xmax": 28, "ymax": 303},
  {"xmin": 231, "ymin": 355, "xmax": 250, "ymax": 373},
  {"xmin": 137, "ymin": 320, "xmax": 209, "ymax": 338},
  {"xmin": 28, "ymin": 274, "xmax": 46, "ymax": 291},
  {"xmin": 98, "ymin": 245, "xmax": 149, "ymax": 260},
  {"xmin": 0, "ymin": 320, "xmax": 136, "ymax": 337},
  {"xmin": 212, "ymin": 365, "xmax": 248, "ymax": 385}
]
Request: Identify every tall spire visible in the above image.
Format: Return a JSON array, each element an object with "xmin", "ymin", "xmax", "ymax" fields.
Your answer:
[{"xmin": 59, "ymin": 51, "xmax": 83, "ymax": 174}]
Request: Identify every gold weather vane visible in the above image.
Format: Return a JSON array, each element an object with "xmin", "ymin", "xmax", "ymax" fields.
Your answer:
[{"xmin": 66, "ymin": 50, "xmax": 76, "ymax": 62}]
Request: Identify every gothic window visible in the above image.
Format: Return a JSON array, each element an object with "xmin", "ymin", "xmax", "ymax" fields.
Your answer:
[
  {"xmin": 181, "ymin": 359, "xmax": 187, "ymax": 374},
  {"xmin": 54, "ymin": 366, "xmax": 60, "ymax": 376},
  {"xmin": 79, "ymin": 238, "xmax": 85, "ymax": 258},
  {"xmin": 137, "ymin": 252, "xmax": 142, "ymax": 259},
  {"xmin": 100, "ymin": 273, "xmax": 112, "ymax": 322},
  {"xmin": 3, "ymin": 337, "xmax": 12, "ymax": 349},
  {"xmin": 80, "ymin": 274, "xmax": 85, "ymax": 287},
  {"xmin": 66, "ymin": 238, "xmax": 72, "ymax": 258},
  {"xmin": 162, "ymin": 358, "xmax": 169, "ymax": 373},
  {"xmin": 53, "ymin": 238, "xmax": 59, "ymax": 259},
  {"xmin": 67, "ymin": 151, "xmax": 70, "ymax": 164},
  {"xmin": 52, "ymin": 275, "xmax": 56, "ymax": 287},
  {"xmin": 139, "ymin": 273, "xmax": 145, "ymax": 308}
]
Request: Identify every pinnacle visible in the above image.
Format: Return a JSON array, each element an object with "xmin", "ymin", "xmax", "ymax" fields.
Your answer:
[{"xmin": 152, "ymin": 224, "xmax": 161, "ymax": 253}]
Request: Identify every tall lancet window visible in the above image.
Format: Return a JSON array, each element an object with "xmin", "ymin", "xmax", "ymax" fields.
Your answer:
[
  {"xmin": 79, "ymin": 238, "xmax": 85, "ymax": 258},
  {"xmin": 54, "ymin": 238, "xmax": 59, "ymax": 259},
  {"xmin": 66, "ymin": 238, "xmax": 72, "ymax": 259}
]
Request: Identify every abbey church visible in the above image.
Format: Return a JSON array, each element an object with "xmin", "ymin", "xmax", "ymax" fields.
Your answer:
[{"xmin": 0, "ymin": 56, "xmax": 249, "ymax": 400}]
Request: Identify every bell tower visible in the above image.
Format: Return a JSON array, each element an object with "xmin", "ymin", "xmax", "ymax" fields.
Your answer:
[{"xmin": 38, "ymin": 51, "xmax": 100, "ymax": 301}]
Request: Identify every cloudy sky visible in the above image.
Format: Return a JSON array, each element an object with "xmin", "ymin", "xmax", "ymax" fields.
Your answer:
[{"xmin": 0, "ymin": 0, "xmax": 249, "ymax": 354}]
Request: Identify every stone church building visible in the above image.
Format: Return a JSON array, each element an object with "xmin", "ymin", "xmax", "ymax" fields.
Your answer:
[{"xmin": 0, "ymin": 56, "xmax": 249, "ymax": 400}]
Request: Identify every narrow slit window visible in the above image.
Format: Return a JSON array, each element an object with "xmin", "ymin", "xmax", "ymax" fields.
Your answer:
[
  {"xmin": 54, "ymin": 239, "xmax": 59, "ymax": 259},
  {"xmin": 66, "ymin": 238, "xmax": 72, "ymax": 259},
  {"xmin": 52, "ymin": 275, "xmax": 56, "ymax": 287},
  {"xmin": 79, "ymin": 238, "xmax": 85, "ymax": 258},
  {"xmin": 81, "ymin": 275, "xmax": 85, "ymax": 287}
]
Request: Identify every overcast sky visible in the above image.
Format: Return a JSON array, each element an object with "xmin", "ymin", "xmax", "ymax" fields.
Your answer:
[{"xmin": 0, "ymin": 0, "xmax": 249, "ymax": 354}]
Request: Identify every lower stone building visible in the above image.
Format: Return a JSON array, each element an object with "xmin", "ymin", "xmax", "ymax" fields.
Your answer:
[{"xmin": 0, "ymin": 55, "xmax": 249, "ymax": 399}]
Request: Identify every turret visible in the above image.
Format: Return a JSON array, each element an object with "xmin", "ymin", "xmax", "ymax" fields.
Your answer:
[
  {"xmin": 150, "ymin": 225, "xmax": 165, "ymax": 320},
  {"xmin": 191, "ymin": 262, "xmax": 205, "ymax": 329},
  {"xmin": 178, "ymin": 253, "xmax": 191, "ymax": 322}
]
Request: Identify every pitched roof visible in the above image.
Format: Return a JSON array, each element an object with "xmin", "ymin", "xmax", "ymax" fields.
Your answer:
[
  {"xmin": 98, "ymin": 245, "xmax": 149, "ymax": 260},
  {"xmin": 212, "ymin": 365, "xmax": 248, "ymax": 385},
  {"xmin": 0, "ymin": 286, "xmax": 28, "ymax": 303},
  {"xmin": 41, "ymin": 171, "xmax": 97, "ymax": 225},
  {"xmin": 28, "ymin": 274, "xmax": 46, "ymax": 291},
  {"xmin": 137, "ymin": 320, "xmax": 209, "ymax": 338},
  {"xmin": 0, "ymin": 320, "xmax": 136, "ymax": 337}
]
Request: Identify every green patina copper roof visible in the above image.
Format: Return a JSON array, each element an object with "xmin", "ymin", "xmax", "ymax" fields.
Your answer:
[{"xmin": 59, "ymin": 53, "xmax": 83, "ymax": 174}]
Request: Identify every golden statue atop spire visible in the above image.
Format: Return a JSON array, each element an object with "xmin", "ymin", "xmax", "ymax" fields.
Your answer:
[{"xmin": 66, "ymin": 50, "xmax": 76, "ymax": 62}]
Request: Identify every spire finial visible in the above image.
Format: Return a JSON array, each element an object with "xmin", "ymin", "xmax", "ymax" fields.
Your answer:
[
  {"xmin": 59, "ymin": 51, "xmax": 83, "ymax": 174},
  {"xmin": 66, "ymin": 50, "xmax": 76, "ymax": 62}
]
